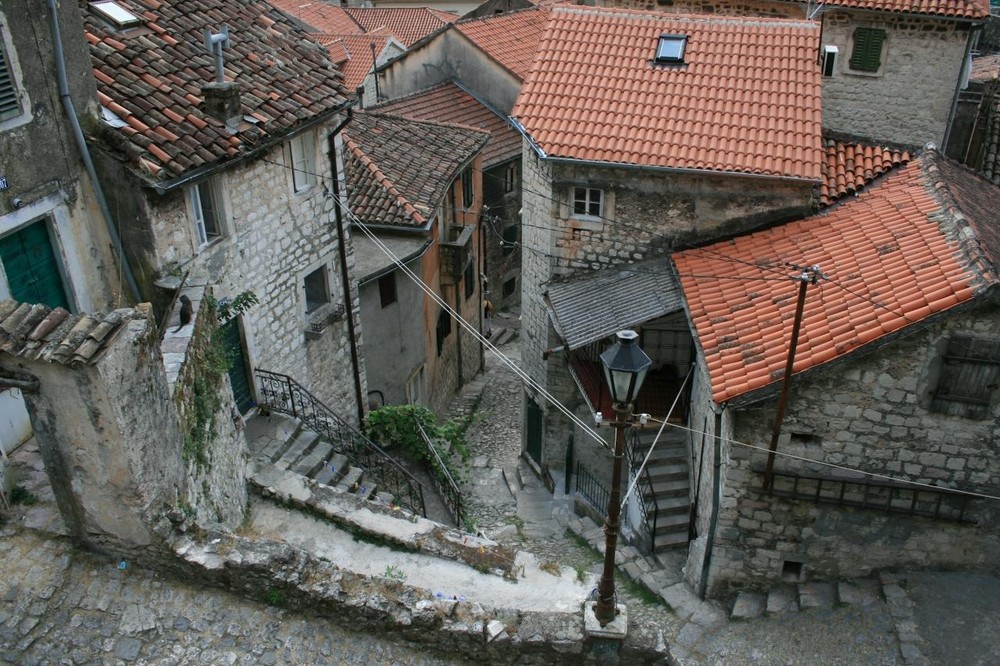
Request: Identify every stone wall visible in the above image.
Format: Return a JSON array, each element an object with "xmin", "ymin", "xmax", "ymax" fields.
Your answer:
[
  {"xmin": 820, "ymin": 11, "xmax": 972, "ymax": 147},
  {"xmin": 482, "ymin": 159, "xmax": 523, "ymax": 310},
  {"xmin": 609, "ymin": 0, "xmax": 803, "ymax": 18},
  {"xmin": 701, "ymin": 303, "xmax": 1000, "ymax": 595}
]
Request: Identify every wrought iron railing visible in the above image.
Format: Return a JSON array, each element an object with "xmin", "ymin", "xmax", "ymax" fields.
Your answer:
[
  {"xmin": 755, "ymin": 464, "xmax": 976, "ymax": 524},
  {"xmin": 625, "ymin": 427, "xmax": 659, "ymax": 552},
  {"xmin": 255, "ymin": 369, "xmax": 426, "ymax": 517},
  {"xmin": 417, "ymin": 423, "xmax": 463, "ymax": 528},
  {"xmin": 575, "ymin": 461, "xmax": 609, "ymax": 516}
]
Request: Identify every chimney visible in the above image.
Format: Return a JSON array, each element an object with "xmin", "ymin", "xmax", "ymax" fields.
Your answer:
[{"xmin": 202, "ymin": 81, "xmax": 242, "ymax": 126}]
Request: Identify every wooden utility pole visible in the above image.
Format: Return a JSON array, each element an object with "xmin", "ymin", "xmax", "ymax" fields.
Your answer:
[{"xmin": 763, "ymin": 265, "xmax": 820, "ymax": 490}]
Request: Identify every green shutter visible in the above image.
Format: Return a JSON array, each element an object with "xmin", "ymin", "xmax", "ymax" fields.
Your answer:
[
  {"xmin": 850, "ymin": 28, "xmax": 885, "ymax": 73},
  {"xmin": 0, "ymin": 29, "xmax": 21, "ymax": 121},
  {"xmin": 0, "ymin": 220, "xmax": 70, "ymax": 310}
]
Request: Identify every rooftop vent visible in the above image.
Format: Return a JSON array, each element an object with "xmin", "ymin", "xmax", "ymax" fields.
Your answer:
[
  {"xmin": 90, "ymin": 1, "xmax": 142, "ymax": 30},
  {"xmin": 655, "ymin": 34, "xmax": 687, "ymax": 65},
  {"xmin": 201, "ymin": 26, "xmax": 242, "ymax": 127}
]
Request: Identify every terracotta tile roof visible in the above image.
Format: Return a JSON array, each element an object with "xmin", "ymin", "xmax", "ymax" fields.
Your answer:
[
  {"xmin": 0, "ymin": 301, "xmax": 137, "ymax": 366},
  {"xmin": 819, "ymin": 137, "xmax": 911, "ymax": 207},
  {"xmin": 453, "ymin": 8, "xmax": 549, "ymax": 81},
  {"xmin": 374, "ymin": 81, "xmax": 520, "ymax": 167},
  {"xmin": 343, "ymin": 112, "xmax": 489, "ymax": 228},
  {"xmin": 83, "ymin": 0, "xmax": 347, "ymax": 183},
  {"xmin": 344, "ymin": 7, "xmax": 456, "ymax": 47},
  {"xmin": 511, "ymin": 7, "xmax": 823, "ymax": 180},
  {"xmin": 315, "ymin": 33, "xmax": 398, "ymax": 91},
  {"xmin": 268, "ymin": 0, "xmax": 363, "ymax": 34},
  {"xmin": 674, "ymin": 150, "xmax": 998, "ymax": 405},
  {"xmin": 971, "ymin": 54, "xmax": 1000, "ymax": 83},
  {"xmin": 823, "ymin": 0, "xmax": 989, "ymax": 20}
]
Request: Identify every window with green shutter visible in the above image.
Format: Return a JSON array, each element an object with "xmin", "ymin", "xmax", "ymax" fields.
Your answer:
[
  {"xmin": 0, "ymin": 28, "xmax": 22, "ymax": 122},
  {"xmin": 850, "ymin": 27, "xmax": 885, "ymax": 73}
]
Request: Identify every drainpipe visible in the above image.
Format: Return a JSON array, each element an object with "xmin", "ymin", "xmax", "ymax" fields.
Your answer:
[
  {"xmin": 698, "ymin": 407, "xmax": 724, "ymax": 600},
  {"xmin": 326, "ymin": 110, "xmax": 366, "ymax": 426},
  {"xmin": 455, "ymin": 284, "xmax": 464, "ymax": 386},
  {"xmin": 47, "ymin": 0, "xmax": 141, "ymax": 304}
]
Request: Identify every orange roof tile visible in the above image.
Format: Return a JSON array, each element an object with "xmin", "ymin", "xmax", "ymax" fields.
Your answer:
[
  {"xmin": 268, "ymin": 0, "xmax": 364, "ymax": 34},
  {"xmin": 824, "ymin": 0, "xmax": 989, "ymax": 19},
  {"xmin": 674, "ymin": 150, "xmax": 999, "ymax": 405},
  {"xmin": 83, "ymin": 0, "xmax": 347, "ymax": 183},
  {"xmin": 819, "ymin": 137, "xmax": 910, "ymax": 207},
  {"xmin": 375, "ymin": 81, "xmax": 520, "ymax": 167},
  {"xmin": 511, "ymin": 7, "xmax": 823, "ymax": 180},
  {"xmin": 454, "ymin": 8, "xmax": 550, "ymax": 81},
  {"xmin": 315, "ymin": 34, "xmax": 399, "ymax": 91},
  {"xmin": 344, "ymin": 7, "xmax": 456, "ymax": 47},
  {"xmin": 971, "ymin": 53, "xmax": 1000, "ymax": 83}
]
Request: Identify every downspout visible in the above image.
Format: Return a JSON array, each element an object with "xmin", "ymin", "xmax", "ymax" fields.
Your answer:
[
  {"xmin": 942, "ymin": 25, "xmax": 980, "ymax": 153},
  {"xmin": 326, "ymin": 109, "xmax": 366, "ymax": 426},
  {"xmin": 47, "ymin": 0, "xmax": 141, "ymax": 304},
  {"xmin": 455, "ymin": 284, "xmax": 464, "ymax": 385},
  {"xmin": 698, "ymin": 407, "xmax": 724, "ymax": 600}
]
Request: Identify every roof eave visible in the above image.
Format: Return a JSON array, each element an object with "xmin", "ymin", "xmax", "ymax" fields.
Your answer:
[{"xmin": 544, "ymin": 155, "xmax": 821, "ymax": 185}]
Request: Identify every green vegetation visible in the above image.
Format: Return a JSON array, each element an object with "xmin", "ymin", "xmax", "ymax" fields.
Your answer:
[
  {"xmin": 382, "ymin": 564, "xmax": 406, "ymax": 581},
  {"xmin": 9, "ymin": 485, "xmax": 37, "ymax": 506}
]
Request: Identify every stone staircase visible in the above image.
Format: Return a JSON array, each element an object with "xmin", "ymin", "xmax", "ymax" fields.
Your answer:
[
  {"xmin": 250, "ymin": 413, "xmax": 394, "ymax": 506},
  {"xmin": 632, "ymin": 428, "xmax": 692, "ymax": 552}
]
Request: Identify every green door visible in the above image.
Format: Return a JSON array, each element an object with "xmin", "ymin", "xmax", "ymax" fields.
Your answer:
[
  {"xmin": 0, "ymin": 220, "xmax": 70, "ymax": 310},
  {"xmin": 220, "ymin": 319, "xmax": 254, "ymax": 414},
  {"xmin": 526, "ymin": 396, "xmax": 543, "ymax": 464}
]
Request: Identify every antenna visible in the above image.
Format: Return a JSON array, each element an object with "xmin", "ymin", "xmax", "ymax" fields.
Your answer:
[{"xmin": 204, "ymin": 25, "xmax": 230, "ymax": 84}]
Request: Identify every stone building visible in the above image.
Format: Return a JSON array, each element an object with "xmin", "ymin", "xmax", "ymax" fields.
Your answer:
[
  {"xmin": 512, "ymin": 6, "xmax": 823, "ymax": 489},
  {"xmin": 344, "ymin": 112, "xmax": 488, "ymax": 413},
  {"xmin": 81, "ymin": 0, "xmax": 367, "ymax": 424},
  {"xmin": 610, "ymin": 0, "xmax": 991, "ymax": 149},
  {"xmin": 0, "ymin": 0, "xmax": 133, "ymax": 453},
  {"xmin": 674, "ymin": 150, "xmax": 1000, "ymax": 595}
]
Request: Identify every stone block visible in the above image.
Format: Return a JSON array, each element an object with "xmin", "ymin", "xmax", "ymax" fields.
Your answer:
[
  {"xmin": 766, "ymin": 585, "xmax": 798, "ymax": 614},
  {"xmin": 837, "ymin": 580, "xmax": 877, "ymax": 606},
  {"xmin": 798, "ymin": 582, "xmax": 833, "ymax": 609},
  {"xmin": 690, "ymin": 602, "xmax": 727, "ymax": 630},
  {"xmin": 661, "ymin": 582, "xmax": 699, "ymax": 620},
  {"xmin": 730, "ymin": 592, "xmax": 765, "ymax": 620}
]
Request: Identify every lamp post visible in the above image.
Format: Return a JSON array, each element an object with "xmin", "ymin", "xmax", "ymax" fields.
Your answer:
[{"xmin": 593, "ymin": 330, "xmax": 651, "ymax": 626}]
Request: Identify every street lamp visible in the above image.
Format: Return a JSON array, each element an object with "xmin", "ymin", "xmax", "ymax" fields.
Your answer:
[{"xmin": 594, "ymin": 330, "xmax": 651, "ymax": 626}]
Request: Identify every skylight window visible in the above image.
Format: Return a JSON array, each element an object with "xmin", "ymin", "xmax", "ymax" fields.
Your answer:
[
  {"xmin": 90, "ymin": 1, "xmax": 142, "ymax": 29},
  {"xmin": 656, "ymin": 34, "xmax": 687, "ymax": 64}
]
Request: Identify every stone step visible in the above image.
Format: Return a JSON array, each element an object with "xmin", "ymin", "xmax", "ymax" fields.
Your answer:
[
  {"xmin": 798, "ymin": 582, "xmax": 834, "ymax": 610},
  {"xmin": 653, "ymin": 512, "xmax": 690, "ymax": 531},
  {"xmin": 646, "ymin": 462, "xmax": 688, "ymax": 480},
  {"xmin": 766, "ymin": 585, "xmax": 799, "ymax": 614},
  {"xmin": 655, "ymin": 496, "xmax": 690, "ymax": 513},
  {"xmin": 335, "ymin": 466, "xmax": 363, "ymax": 493},
  {"xmin": 275, "ymin": 429, "xmax": 319, "ymax": 470},
  {"xmin": 291, "ymin": 438, "xmax": 332, "ymax": 476},
  {"xmin": 257, "ymin": 422, "xmax": 301, "ymax": 463},
  {"xmin": 313, "ymin": 453, "xmax": 348, "ymax": 486},
  {"xmin": 643, "ymin": 479, "xmax": 689, "ymax": 497},
  {"xmin": 653, "ymin": 530, "xmax": 689, "ymax": 549},
  {"xmin": 354, "ymin": 479, "xmax": 377, "ymax": 501},
  {"xmin": 731, "ymin": 591, "xmax": 766, "ymax": 620}
]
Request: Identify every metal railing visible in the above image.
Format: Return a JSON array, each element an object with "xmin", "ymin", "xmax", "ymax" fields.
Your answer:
[
  {"xmin": 625, "ymin": 427, "xmax": 659, "ymax": 551},
  {"xmin": 756, "ymin": 464, "xmax": 976, "ymax": 524},
  {"xmin": 417, "ymin": 423, "xmax": 463, "ymax": 528},
  {"xmin": 255, "ymin": 369, "xmax": 426, "ymax": 517},
  {"xmin": 575, "ymin": 461, "xmax": 609, "ymax": 516}
]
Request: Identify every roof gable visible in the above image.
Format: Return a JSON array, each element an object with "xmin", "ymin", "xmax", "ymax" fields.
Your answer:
[
  {"xmin": 453, "ymin": 8, "xmax": 550, "ymax": 81},
  {"xmin": 316, "ymin": 33, "xmax": 402, "ymax": 91},
  {"xmin": 343, "ymin": 112, "xmax": 489, "ymax": 228},
  {"xmin": 674, "ymin": 150, "xmax": 999, "ymax": 405},
  {"xmin": 819, "ymin": 137, "xmax": 911, "ymax": 207},
  {"xmin": 374, "ymin": 81, "xmax": 521, "ymax": 167},
  {"xmin": 344, "ymin": 7, "xmax": 456, "ymax": 47},
  {"xmin": 267, "ymin": 0, "xmax": 364, "ymax": 34},
  {"xmin": 511, "ymin": 7, "xmax": 823, "ymax": 180},
  {"xmin": 84, "ymin": 0, "xmax": 347, "ymax": 183}
]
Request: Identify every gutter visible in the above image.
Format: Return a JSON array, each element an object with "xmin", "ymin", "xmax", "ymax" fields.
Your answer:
[{"xmin": 47, "ymin": 0, "xmax": 141, "ymax": 304}]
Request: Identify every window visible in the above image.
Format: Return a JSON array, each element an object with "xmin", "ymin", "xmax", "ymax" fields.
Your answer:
[
  {"xmin": 406, "ymin": 366, "xmax": 425, "ymax": 405},
  {"xmin": 849, "ymin": 27, "xmax": 885, "ymax": 73},
  {"xmin": 90, "ymin": 1, "xmax": 143, "ymax": 29},
  {"xmin": 289, "ymin": 133, "xmax": 316, "ymax": 192},
  {"xmin": 304, "ymin": 265, "xmax": 331, "ymax": 314},
  {"xmin": 462, "ymin": 168, "xmax": 473, "ymax": 208},
  {"xmin": 436, "ymin": 308, "xmax": 451, "ymax": 356},
  {"xmin": 655, "ymin": 35, "xmax": 687, "ymax": 64},
  {"xmin": 189, "ymin": 180, "xmax": 224, "ymax": 247},
  {"xmin": 502, "ymin": 224, "xmax": 518, "ymax": 257},
  {"xmin": 929, "ymin": 335, "xmax": 1000, "ymax": 420},
  {"xmin": 378, "ymin": 272, "xmax": 396, "ymax": 308},
  {"xmin": 572, "ymin": 187, "xmax": 603, "ymax": 218},
  {"xmin": 0, "ymin": 27, "xmax": 23, "ymax": 123},
  {"xmin": 822, "ymin": 45, "xmax": 838, "ymax": 78},
  {"xmin": 504, "ymin": 165, "xmax": 516, "ymax": 193},
  {"xmin": 464, "ymin": 260, "xmax": 475, "ymax": 300},
  {"xmin": 502, "ymin": 277, "xmax": 516, "ymax": 298}
]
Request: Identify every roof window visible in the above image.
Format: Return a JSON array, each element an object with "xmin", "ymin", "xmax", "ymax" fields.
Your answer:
[
  {"xmin": 90, "ymin": 1, "xmax": 143, "ymax": 29},
  {"xmin": 655, "ymin": 35, "xmax": 687, "ymax": 64}
]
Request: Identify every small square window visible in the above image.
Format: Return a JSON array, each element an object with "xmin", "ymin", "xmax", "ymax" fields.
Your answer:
[
  {"xmin": 502, "ymin": 277, "xmax": 516, "ymax": 298},
  {"xmin": 655, "ymin": 34, "xmax": 687, "ymax": 64},
  {"xmin": 572, "ymin": 187, "xmax": 603, "ymax": 218},
  {"xmin": 378, "ymin": 272, "xmax": 396, "ymax": 308},
  {"xmin": 850, "ymin": 27, "xmax": 885, "ymax": 73},
  {"xmin": 822, "ymin": 45, "xmax": 838, "ymax": 77},
  {"xmin": 190, "ymin": 180, "xmax": 224, "ymax": 247},
  {"xmin": 304, "ymin": 265, "xmax": 331, "ymax": 314},
  {"xmin": 290, "ymin": 133, "xmax": 317, "ymax": 192}
]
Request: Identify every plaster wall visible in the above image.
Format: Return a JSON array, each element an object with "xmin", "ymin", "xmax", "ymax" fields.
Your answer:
[
  {"xmin": 820, "ymin": 11, "xmax": 971, "ymax": 147},
  {"xmin": 704, "ymin": 304, "xmax": 1000, "ymax": 595},
  {"xmin": 378, "ymin": 30, "xmax": 523, "ymax": 112}
]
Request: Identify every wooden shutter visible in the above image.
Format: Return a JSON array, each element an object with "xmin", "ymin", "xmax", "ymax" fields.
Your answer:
[
  {"xmin": 850, "ymin": 28, "xmax": 885, "ymax": 72},
  {"xmin": 930, "ymin": 335, "xmax": 1000, "ymax": 419},
  {"xmin": 0, "ymin": 30, "xmax": 20, "ymax": 121}
]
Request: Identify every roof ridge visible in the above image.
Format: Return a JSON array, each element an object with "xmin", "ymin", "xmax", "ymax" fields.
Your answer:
[
  {"xmin": 455, "ymin": 5, "xmax": 549, "ymax": 26},
  {"xmin": 359, "ymin": 110, "xmax": 492, "ymax": 140},
  {"xmin": 550, "ymin": 5, "xmax": 822, "ymax": 28},
  {"xmin": 342, "ymin": 133, "xmax": 426, "ymax": 225}
]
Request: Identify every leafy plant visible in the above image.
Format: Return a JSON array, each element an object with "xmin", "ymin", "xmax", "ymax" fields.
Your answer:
[
  {"xmin": 9, "ymin": 485, "xmax": 37, "ymax": 506},
  {"xmin": 264, "ymin": 587, "xmax": 284, "ymax": 606},
  {"xmin": 382, "ymin": 564, "xmax": 406, "ymax": 581}
]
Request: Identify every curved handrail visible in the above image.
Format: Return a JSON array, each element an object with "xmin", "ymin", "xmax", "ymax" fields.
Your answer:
[{"xmin": 255, "ymin": 369, "xmax": 426, "ymax": 517}]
